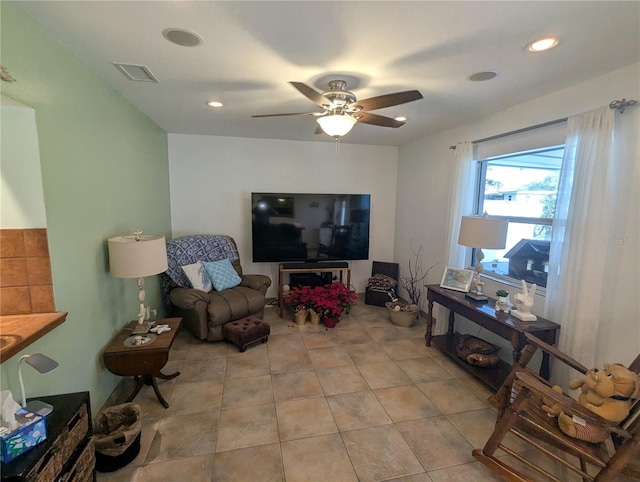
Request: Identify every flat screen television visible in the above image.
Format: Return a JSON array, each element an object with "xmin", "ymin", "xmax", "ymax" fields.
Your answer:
[{"xmin": 251, "ymin": 192, "xmax": 371, "ymax": 263}]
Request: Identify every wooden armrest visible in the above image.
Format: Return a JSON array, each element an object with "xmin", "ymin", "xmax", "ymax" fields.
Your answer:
[
  {"xmin": 524, "ymin": 333, "xmax": 590, "ymax": 374},
  {"xmin": 515, "ymin": 371, "xmax": 631, "ymax": 438}
]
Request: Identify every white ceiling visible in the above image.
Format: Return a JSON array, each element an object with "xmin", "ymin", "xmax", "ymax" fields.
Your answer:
[{"xmin": 15, "ymin": 1, "xmax": 640, "ymax": 146}]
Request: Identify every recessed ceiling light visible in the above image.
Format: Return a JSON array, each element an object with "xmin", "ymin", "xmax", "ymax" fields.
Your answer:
[
  {"xmin": 468, "ymin": 71, "xmax": 499, "ymax": 82},
  {"xmin": 527, "ymin": 38, "xmax": 558, "ymax": 52},
  {"xmin": 162, "ymin": 28, "xmax": 203, "ymax": 47},
  {"xmin": 395, "ymin": 116, "xmax": 407, "ymax": 122},
  {"xmin": 206, "ymin": 101, "xmax": 223, "ymax": 108}
]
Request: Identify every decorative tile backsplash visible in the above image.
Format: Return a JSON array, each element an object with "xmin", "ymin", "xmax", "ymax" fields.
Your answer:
[{"xmin": 0, "ymin": 229, "xmax": 55, "ymax": 315}]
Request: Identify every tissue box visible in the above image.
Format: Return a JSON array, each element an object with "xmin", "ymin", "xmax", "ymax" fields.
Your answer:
[{"xmin": 0, "ymin": 408, "xmax": 47, "ymax": 463}]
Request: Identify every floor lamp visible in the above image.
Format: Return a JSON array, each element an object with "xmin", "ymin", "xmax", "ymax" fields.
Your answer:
[
  {"xmin": 458, "ymin": 215, "xmax": 508, "ymax": 301},
  {"xmin": 107, "ymin": 231, "xmax": 168, "ymax": 333}
]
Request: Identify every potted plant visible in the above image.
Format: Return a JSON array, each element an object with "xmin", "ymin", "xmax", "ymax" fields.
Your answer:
[
  {"xmin": 385, "ymin": 300, "xmax": 420, "ymax": 327},
  {"xmin": 285, "ymin": 285, "xmax": 312, "ymax": 324},
  {"xmin": 307, "ymin": 282, "xmax": 357, "ymax": 328},
  {"xmin": 386, "ymin": 242, "xmax": 437, "ymax": 327},
  {"xmin": 495, "ymin": 289, "xmax": 509, "ymax": 299},
  {"xmin": 495, "ymin": 289, "xmax": 511, "ymax": 313}
]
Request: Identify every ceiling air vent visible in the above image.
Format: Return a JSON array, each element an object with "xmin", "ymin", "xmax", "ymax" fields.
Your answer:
[{"xmin": 112, "ymin": 63, "xmax": 159, "ymax": 82}]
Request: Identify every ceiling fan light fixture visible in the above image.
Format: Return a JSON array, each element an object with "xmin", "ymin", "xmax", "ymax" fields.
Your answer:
[
  {"xmin": 317, "ymin": 114, "xmax": 357, "ymax": 138},
  {"xmin": 206, "ymin": 100, "xmax": 223, "ymax": 108}
]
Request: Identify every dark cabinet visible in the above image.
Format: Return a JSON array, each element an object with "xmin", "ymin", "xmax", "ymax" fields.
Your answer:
[{"xmin": 1, "ymin": 392, "xmax": 94, "ymax": 482}]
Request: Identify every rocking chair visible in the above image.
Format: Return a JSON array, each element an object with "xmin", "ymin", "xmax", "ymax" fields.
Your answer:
[{"xmin": 474, "ymin": 332, "xmax": 640, "ymax": 482}]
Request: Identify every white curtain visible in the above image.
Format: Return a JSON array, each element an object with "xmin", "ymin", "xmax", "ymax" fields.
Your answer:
[
  {"xmin": 446, "ymin": 142, "xmax": 476, "ymax": 267},
  {"xmin": 433, "ymin": 142, "xmax": 476, "ymax": 334},
  {"xmin": 544, "ymin": 106, "xmax": 627, "ymax": 385}
]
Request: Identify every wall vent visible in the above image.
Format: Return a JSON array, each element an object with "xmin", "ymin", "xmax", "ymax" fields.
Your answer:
[{"xmin": 112, "ymin": 63, "xmax": 159, "ymax": 82}]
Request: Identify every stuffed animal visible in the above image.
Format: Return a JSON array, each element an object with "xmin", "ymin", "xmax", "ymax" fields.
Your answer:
[{"xmin": 542, "ymin": 363, "xmax": 640, "ymax": 443}]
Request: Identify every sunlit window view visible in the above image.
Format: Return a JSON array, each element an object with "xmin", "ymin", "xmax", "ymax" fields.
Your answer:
[{"xmin": 476, "ymin": 146, "xmax": 564, "ymax": 287}]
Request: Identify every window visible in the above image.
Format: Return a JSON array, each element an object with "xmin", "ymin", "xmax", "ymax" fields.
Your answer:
[{"xmin": 474, "ymin": 145, "xmax": 564, "ymax": 288}]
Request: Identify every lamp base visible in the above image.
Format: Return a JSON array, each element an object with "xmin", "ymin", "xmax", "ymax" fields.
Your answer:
[
  {"xmin": 131, "ymin": 322, "xmax": 153, "ymax": 335},
  {"xmin": 465, "ymin": 291, "xmax": 488, "ymax": 301},
  {"xmin": 26, "ymin": 400, "xmax": 54, "ymax": 417}
]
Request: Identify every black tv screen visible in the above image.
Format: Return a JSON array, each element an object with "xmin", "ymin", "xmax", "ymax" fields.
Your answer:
[{"xmin": 251, "ymin": 192, "xmax": 371, "ymax": 263}]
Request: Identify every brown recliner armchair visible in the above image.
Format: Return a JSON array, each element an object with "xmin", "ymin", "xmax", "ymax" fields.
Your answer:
[{"xmin": 161, "ymin": 234, "xmax": 271, "ymax": 341}]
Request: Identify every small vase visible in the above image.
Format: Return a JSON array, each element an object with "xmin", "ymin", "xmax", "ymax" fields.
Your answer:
[
  {"xmin": 294, "ymin": 310, "xmax": 308, "ymax": 325},
  {"xmin": 323, "ymin": 316, "xmax": 339, "ymax": 328},
  {"xmin": 309, "ymin": 309, "xmax": 321, "ymax": 325}
]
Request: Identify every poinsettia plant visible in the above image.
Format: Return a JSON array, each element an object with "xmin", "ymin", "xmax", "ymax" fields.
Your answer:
[
  {"xmin": 284, "ymin": 285, "xmax": 314, "ymax": 313},
  {"xmin": 285, "ymin": 282, "xmax": 357, "ymax": 318},
  {"xmin": 309, "ymin": 282, "xmax": 358, "ymax": 318}
]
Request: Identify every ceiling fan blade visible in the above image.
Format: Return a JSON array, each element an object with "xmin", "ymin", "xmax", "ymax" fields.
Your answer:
[
  {"xmin": 289, "ymin": 81, "xmax": 334, "ymax": 108},
  {"xmin": 352, "ymin": 90, "xmax": 423, "ymax": 111},
  {"xmin": 357, "ymin": 112, "xmax": 405, "ymax": 128},
  {"xmin": 252, "ymin": 112, "xmax": 323, "ymax": 118}
]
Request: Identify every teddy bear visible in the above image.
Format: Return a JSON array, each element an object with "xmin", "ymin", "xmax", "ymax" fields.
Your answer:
[{"xmin": 542, "ymin": 363, "xmax": 640, "ymax": 443}]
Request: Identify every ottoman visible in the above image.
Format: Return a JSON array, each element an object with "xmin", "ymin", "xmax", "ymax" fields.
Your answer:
[{"xmin": 222, "ymin": 317, "xmax": 270, "ymax": 352}]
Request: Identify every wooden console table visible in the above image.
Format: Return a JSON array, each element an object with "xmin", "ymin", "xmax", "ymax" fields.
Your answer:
[
  {"xmin": 425, "ymin": 284, "xmax": 560, "ymax": 391},
  {"xmin": 103, "ymin": 317, "xmax": 182, "ymax": 408},
  {"xmin": 278, "ymin": 263, "xmax": 351, "ymax": 317}
]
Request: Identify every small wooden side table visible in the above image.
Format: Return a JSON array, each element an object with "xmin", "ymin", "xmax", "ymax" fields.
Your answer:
[{"xmin": 103, "ymin": 317, "xmax": 182, "ymax": 408}]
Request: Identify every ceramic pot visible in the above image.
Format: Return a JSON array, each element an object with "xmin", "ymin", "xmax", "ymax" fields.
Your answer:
[
  {"xmin": 323, "ymin": 316, "xmax": 339, "ymax": 328},
  {"xmin": 294, "ymin": 310, "xmax": 308, "ymax": 325}
]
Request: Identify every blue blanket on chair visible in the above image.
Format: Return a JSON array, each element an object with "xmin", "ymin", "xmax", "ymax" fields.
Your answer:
[{"xmin": 161, "ymin": 234, "xmax": 239, "ymax": 304}]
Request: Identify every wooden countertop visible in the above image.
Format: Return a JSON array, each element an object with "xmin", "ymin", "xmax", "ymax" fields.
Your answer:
[{"xmin": 0, "ymin": 312, "xmax": 68, "ymax": 362}]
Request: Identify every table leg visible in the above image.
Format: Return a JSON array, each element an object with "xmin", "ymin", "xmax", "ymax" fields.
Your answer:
[
  {"xmin": 125, "ymin": 376, "xmax": 145, "ymax": 403},
  {"xmin": 150, "ymin": 377, "xmax": 170, "ymax": 408},
  {"xmin": 448, "ymin": 310, "xmax": 455, "ymax": 335},
  {"xmin": 511, "ymin": 333, "xmax": 522, "ymax": 365},
  {"xmin": 278, "ymin": 265, "xmax": 284, "ymax": 318},
  {"xmin": 425, "ymin": 298, "xmax": 434, "ymax": 346},
  {"xmin": 156, "ymin": 370, "xmax": 180, "ymax": 380},
  {"xmin": 538, "ymin": 331, "xmax": 555, "ymax": 380}
]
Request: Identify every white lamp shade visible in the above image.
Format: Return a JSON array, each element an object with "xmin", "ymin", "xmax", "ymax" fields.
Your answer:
[
  {"xmin": 458, "ymin": 216, "xmax": 508, "ymax": 249},
  {"xmin": 317, "ymin": 114, "xmax": 357, "ymax": 137},
  {"xmin": 108, "ymin": 234, "xmax": 168, "ymax": 278}
]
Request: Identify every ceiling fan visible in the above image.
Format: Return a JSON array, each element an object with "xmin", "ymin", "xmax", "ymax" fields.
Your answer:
[{"xmin": 252, "ymin": 80, "xmax": 423, "ymax": 138}]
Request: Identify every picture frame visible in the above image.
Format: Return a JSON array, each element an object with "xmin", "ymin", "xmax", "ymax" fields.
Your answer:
[{"xmin": 440, "ymin": 267, "xmax": 475, "ymax": 293}]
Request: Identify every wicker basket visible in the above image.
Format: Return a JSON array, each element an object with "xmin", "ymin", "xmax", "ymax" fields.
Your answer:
[{"xmin": 456, "ymin": 334, "xmax": 501, "ymax": 367}]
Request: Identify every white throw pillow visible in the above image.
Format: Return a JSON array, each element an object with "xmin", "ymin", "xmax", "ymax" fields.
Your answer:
[{"xmin": 181, "ymin": 261, "xmax": 213, "ymax": 292}]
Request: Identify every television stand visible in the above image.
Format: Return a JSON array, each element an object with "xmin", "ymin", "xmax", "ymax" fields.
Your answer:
[
  {"xmin": 282, "ymin": 261, "xmax": 349, "ymax": 270},
  {"xmin": 278, "ymin": 262, "xmax": 351, "ymax": 318}
]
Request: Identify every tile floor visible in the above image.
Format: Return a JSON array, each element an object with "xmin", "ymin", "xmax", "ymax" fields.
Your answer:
[{"xmin": 96, "ymin": 302, "xmax": 587, "ymax": 482}]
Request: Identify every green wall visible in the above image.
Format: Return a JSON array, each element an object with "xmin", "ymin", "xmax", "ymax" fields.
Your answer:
[{"xmin": 0, "ymin": 3, "xmax": 171, "ymax": 412}]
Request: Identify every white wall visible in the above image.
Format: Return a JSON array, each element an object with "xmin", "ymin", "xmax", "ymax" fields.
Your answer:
[
  {"xmin": 1, "ymin": 96, "xmax": 47, "ymax": 228},
  {"xmin": 396, "ymin": 63, "xmax": 639, "ymax": 366},
  {"xmin": 168, "ymin": 134, "xmax": 399, "ymax": 296}
]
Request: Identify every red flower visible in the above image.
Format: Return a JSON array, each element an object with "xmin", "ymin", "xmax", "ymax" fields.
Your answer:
[{"xmin": 286, "ymin": 282, "xmax": 357, "ymax": 317}]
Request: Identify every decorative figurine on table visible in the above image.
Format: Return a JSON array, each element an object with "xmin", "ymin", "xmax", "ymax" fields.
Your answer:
[
  {"xmin": 511, "ymin": 280, "xmax": 537, "ymax": 321},
  {"xmin": 494, "ymin": 290, "xmax": 512, "ymax": 313}
]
